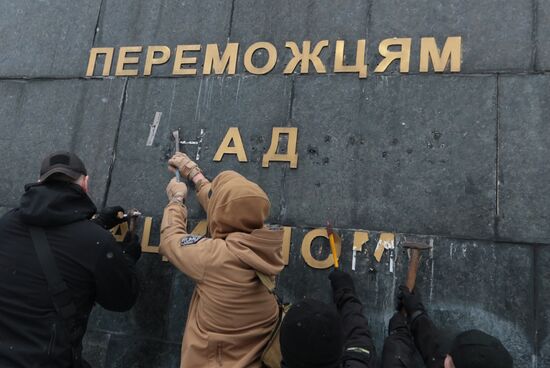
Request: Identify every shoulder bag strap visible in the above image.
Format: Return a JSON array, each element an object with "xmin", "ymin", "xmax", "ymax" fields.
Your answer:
[{"xmin": 28, "ymin": 226, "xmax": 82, "ymax": 368}]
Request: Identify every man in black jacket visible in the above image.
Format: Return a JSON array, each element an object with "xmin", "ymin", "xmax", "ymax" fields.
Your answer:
[
  {"xmin": 381, "ymin": 286, "xmax": 514, "ymax": 368},
  {"xmin": 0, "ymin": 151, "xmax": 141, "ymax": 368},
  {"xmin": 280, "ymin": 270, "xmax": 376, "ymax": 368}
]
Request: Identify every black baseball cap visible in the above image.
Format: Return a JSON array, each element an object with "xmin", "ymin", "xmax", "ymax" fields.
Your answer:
[
  {"xmin": 39, "ymin": 151, "xmax": 88, "ymax": 182},
  {"xmin": 450, "ymin": 330, "xmax": 513, "ymax": 368}
]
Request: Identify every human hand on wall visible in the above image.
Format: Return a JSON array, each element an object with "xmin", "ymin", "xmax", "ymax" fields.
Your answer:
[
  {"xmin": 168, "ymin": 152, "xmax": 202, "ymax": 181},
  {"xmin": 328, "ymin": 269, "xmax": 355, "ymax": 294},
  {"xmin": 397, "ymin": 285, "xmax": 425, "ymax": 317},
  {"xmin": 92, "ymin": 206, "xmax": 125, "ymax": 229}
]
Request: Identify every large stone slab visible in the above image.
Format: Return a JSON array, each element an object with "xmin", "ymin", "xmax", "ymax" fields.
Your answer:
[
  {"xmin": 288, "ymin": 74, "xmax": 497, "ymax": 239},
  {"xmin": 0, "ymin": 79, "xmax": 126, "ymax": 208},
  {"xmin": 0, "ymin": 1, "xmax": 101, "ymax": 77},
  {"xmin": 230, "ymin": 0, "xmax": 370, "ymax": 74},
  {"xmin": 536, "ymin": 0, "xmax": 550, "ymax": 70},
  {"xmin": 498, "ymin": 75, "xmax": 550, "ymax": 243},
  {"xmin": 368, "ymin": 0, "xmax": 533, "ymax": 73},
  {"xmin": 537, "ymin": 247, "xmax": 550, "ymax": 366},
  {"xmin": 82, "ymin": 331, "xmax": 110, "ymax": 368},
  {"xmin": 92, "ymin": 0, "xmax": 233, "ymax": 77},
  {"xmin": 106, "ymin": 75, "xmax": 292, "ymax": 223}
]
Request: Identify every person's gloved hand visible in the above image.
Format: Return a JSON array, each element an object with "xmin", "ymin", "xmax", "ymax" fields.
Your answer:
[
  {"xmin": 92, "ymin": 206, "xmax": 125, "ymax": 229},
  {"xmin": 120, "ymin": 232, "xmax": 141, "ymax": 262},
  {"xmin": 329, "ymin": 269, "xmax": 355, "ymax": 293},
  {"xmin": 166, "ymin": 177, "xmax": 188, "ymax": 204},
  {"xmin": 397, "ymin": 285, "xmax": 425, "ymax": 317},
  {"xmin": 168, "ymin": 152, "xmax": 202, "ymax": 181},
  {"xmin": 388, "ymin": 312, "xmax": 409, "ymax": 336}
]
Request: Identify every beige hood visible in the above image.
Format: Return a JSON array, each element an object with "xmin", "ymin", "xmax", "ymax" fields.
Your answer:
[
  {"xmin": 207, "ymin": 171, "xmax": 270, "ymax": 239},
  {"xmin": 207, "ymin": 171, "xmax": 284, "ymax": 275}
]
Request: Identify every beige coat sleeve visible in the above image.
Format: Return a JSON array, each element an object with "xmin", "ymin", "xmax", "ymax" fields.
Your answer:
[
  {"xmin": 160, "ymin": 202, "xmax": 208, "ymax": 282},
  {"xmin": 196, "ymin": 181, "xmax": 211, "ymax": 212}
]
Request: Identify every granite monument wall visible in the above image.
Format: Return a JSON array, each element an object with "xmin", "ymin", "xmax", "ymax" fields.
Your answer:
[{"xmin": 0, "ymin": 1, "xmax": 549, "ymax": 367}]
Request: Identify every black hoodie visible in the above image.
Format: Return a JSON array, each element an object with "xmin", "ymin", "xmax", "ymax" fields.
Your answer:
[{"xmin": 0, "ymin": 182, "xmax": 139, "ymax": 368}]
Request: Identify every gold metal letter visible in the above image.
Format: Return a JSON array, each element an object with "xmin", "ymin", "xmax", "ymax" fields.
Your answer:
[
  {"xmin": 262, "ymin": 127, "xmax": 299, "ymax": 169},
  {"xmin": 334, "ymin": 40, "xmax": 368, "ymax": 78},
  {"xmin": 301, "ymin": 228, "xmax": 342, "ymax": 269},
  {"xmin": 115, "ymin": 46, "xmax": 142, "ymax": 76},
  {"xmin": 284, "ymin": 40, "xmax": 328, "ymax": 74},
  {"xmin": 110, "ymin": 222, "xmax": 128, "ymax": 242},
  {"xmin": 213, "ymin": 127, "xmax": 248, "ymax": 162},
  {"xmin": 141, "ymin": 217, "xmax": 159, "ymax": 254},
  {"xmin": 243, "ymin": 42, "xmax": 277, "ymax": 75},
  {"xmin": 419, "ymin": 36, "xmax": 462, "ymax": 72},
  {"xmin": 374, "ymin": 38, "xmax": 412, "ymax": 73},
  {"xmin": 144, "ymin": 46, "xmax": 171, "ymax": 76},
  {"xmin": 173, "ymin": 44, "xmax": 201, "ymax": 76},
  {"xmin": 86, "ymin": 47, "xmax": 114, "ymax": 77},
  {"xmin": 353, "ymin": 231, "xmax": 369, "ymax": 252},
  {"xmin": 203, "ymin": 43, "xmax": 239, "ymax": 75}
]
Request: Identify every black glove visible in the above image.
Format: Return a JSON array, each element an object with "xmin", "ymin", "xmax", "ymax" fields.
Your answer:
[
  {"xmin": 92, "ymin": 206, "xmax": 125, "ymax": 229},
  {"xmin": 388, "ymin": 312, "xmax": 409, "ymax": 336},
  {"xmin": 120, "ymin": 232, "xmax": 141, "ymax": 262},
  {"xmin": 397, "ymin": 285, "xmax": 425, "ymax": 318},
  {"xmin": 328, "ymin": 269, "xmax": 355, "ymax": 293}
]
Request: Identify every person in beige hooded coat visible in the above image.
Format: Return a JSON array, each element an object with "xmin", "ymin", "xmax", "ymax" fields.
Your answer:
[{"xmin": 160, "ymin": 152, "xmax": 285, "ymax": 368}]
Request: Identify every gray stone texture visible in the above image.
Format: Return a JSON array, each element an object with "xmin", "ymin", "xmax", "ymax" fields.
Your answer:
[
  {"xmin": 537, "ymin": 246, "xmax": 550, "ymax": 367},
  {"xmin": 0, "ymin": 1, "xmax": 102, "ymax": 77},
  {"xmin": 0, "ymin": 0, "xmax": 548, "ymax": 367},
  {"xmin": 0, "ymin": 79, "xmax": 126, "ymax": 207},
  {"xmin": 82, "ymin": 331, "xmax": 110, "ymax": 368},
  {"xmin": 230, "ymin": 0, "xmax": 370, "ymax": 74},
  {"xmin": 106, "ymin": 75, "xmax": 292, "ymax": 223},
  {"xmin": 289, "ymin": 74, "xmax": 497, "ymax": 239},
  {"xmin": 91, "ymin": 0, "xmax": 233, "ymax": 77},
  {"xmin": 368, "ymin": 0, "xmax": 533, "ymax": 73},
  {"xmin": 498, "ymin": 75, "xmax": 550, "ymax": 243},
  {"xmin": 536, "ymin": 0, "xmax": 550, "ymax": 70}
]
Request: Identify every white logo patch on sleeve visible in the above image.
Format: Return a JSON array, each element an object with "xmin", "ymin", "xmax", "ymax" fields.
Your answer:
[{"xmin": 180, "ymin": 235, "xmax": 203, "ymax": 246}]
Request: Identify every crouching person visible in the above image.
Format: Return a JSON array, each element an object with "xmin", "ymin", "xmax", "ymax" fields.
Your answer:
[
  {"xmin": 0, "ymin": 151, "xmax": 141, "ymax": 368},
  {"xmin": 280, "ymin": 270, "xmax": 376, "ymax": 368},
  {"xmin": 381, "ymin": 286, "xmax": 514, "ymax": 368},
  {"xmin": 160, "ymin": 153, "xmax": 285, "ymax": 368}
]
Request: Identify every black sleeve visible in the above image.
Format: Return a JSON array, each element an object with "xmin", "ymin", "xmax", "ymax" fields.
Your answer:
[
  {"xmin": 92, "ymin": 235, "xmax": 139, "ymax": 312},
  {"xmin": 334, "ymin": 288, "xmax": 377, "ymax": 368},
  {"xmin": 409, "ymin": 314, "xmax": 446, "ymax": 368},
  {"xmin": 381, "ymin": 314, "xmax": 416, "ymax": 368}
]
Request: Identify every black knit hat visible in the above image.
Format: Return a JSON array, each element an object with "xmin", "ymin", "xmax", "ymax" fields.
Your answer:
[
  {"xmin": 39, "ymin": 151, "xmax": 87, "ymax": 182},
  {"xmin": 280, "ymin": 299, "xmax": 343, "ymax": 368},
  {"xmin": 450, "ymin": 330, "xmax": 513, "ymax": 368}
]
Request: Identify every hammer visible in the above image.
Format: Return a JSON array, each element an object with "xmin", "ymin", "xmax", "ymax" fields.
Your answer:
[
  {"xmin": 116, "ymin": 209, "xmax": 142, "ymax": 235},
  {"xmin": 403, "ymin": 241, "xmax": 432, "ymax": 292},
  {"xmin": 400, "ymin": 241, "xmax": 432, "ymax": 316}
]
